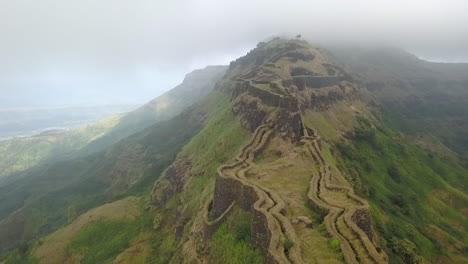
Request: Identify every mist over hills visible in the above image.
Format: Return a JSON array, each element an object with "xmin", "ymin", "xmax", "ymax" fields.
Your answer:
[
  {"xmin": 0, "ymin": 104, "xmax": 138, "ymax": 140},
  {"xmin": 0, "ymin": 39, "xmax": 466, "ymax": 264}
]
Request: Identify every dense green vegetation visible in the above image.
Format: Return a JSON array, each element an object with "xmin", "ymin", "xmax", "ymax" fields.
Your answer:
[
  {"xmin": 329, "ymin": 45, "xmax": 468, "ymax": 161},
  {"xmin": 382, "ymin": 103, "xmax": 468, "ymax": 161},
  {"xmin": 336, "ymin": 118, "xmax": 468, "ymax": 263},
  {"xmin": 68, "ymin": 219, "xmax": 140, "ymax": 264},
  {"xmin": 209, "ymin": 207, "xmax": 264, "ymax": 264}
]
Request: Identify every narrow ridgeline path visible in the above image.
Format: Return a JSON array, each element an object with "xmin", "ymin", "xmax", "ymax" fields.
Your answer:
[
  {"xmin": 301, "ymin": 129, "xmax": 388, "ymax": 264},
  {"xmin": 205, "ymin": 124, "xmax": 305, "ymax": 264}
]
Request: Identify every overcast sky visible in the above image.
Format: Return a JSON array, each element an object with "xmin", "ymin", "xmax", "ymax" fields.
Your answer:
[{"xmin": 1, "ymin": 0, "xmax": 467, "ymax": 107}]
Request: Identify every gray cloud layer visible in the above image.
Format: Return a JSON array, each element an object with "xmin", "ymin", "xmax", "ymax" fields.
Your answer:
[{"xmin": 1, "ymin": 0, "xmax": 467, "ymax": 106}]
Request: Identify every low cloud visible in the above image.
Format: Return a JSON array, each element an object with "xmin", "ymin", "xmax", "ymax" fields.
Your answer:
[{"xmin": 1, "ymin": 0, "xmax": 467, "ymax": 106}]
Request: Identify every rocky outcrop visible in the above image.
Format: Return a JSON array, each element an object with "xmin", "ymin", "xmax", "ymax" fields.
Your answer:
[
  {"xmin": 293, "ymin": 76, "xmax": 341, "ymax": 90},
  {"xmin": 271, "ymin": 50, "xmax": 315, "ymax": 63},
  {"xmin": 232, "ymin": 97, "xmax": 268, "ymax": 132},
  {"xmin": 232, "ymin": 80, "xmax": 298, "ymax": 112},
  {"xmin": 232, "ymin": 80, "xmax": 304, "ymax": 141},
  {"xmin": 290, "ymin": 67, "xmax": 318, "ymax": 77},
  {"xmin": 274, "ymin": 110, "xmax": 303, "ymax": 142},
  {"xmin": 229, "ymin": 40, "xmax": 306, "ymax": 71},
  {"xmin": 298, "ymin": 84, "xmax": 361, "ymax": 110},
  {"xmin": 152, "ymin": 159, "xmax": 191, "ymax": 207},
  {"xmin": 302, "ymin": 128, "xmax": 388, "ymax": 264}
]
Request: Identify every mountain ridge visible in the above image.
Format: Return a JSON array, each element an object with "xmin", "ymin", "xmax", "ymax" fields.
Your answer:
[{"xmin": 1, "ymin": 38, "xmax": 467, "ymax": 264}]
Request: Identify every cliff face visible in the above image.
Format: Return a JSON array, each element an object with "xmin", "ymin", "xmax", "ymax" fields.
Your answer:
[{"xmin": 226, "ymin": 39, "xmax": 361, "ymax": 143}]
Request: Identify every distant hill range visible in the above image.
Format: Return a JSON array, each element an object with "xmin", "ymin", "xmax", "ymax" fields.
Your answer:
[{"xmin": 0, "ymin": 104, "xmax": 138, "ymax": 140}]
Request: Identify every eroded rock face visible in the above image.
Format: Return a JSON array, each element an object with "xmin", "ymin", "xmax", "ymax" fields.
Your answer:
[
  {"xmin": 209, "ymin": 173, "xmax": 275, "ymax": 255},
  {"xmin": 292, "ymin": 216, "xmax": 313, "ymax": 228},
  {"xmin": 293, "ymin": 76, "xmax": 341, "ymax": 90},
  {"xmin": 232, "ymin": 96, "xmax": 267, "ymax": 132},
  {"xmin": 232, "ymin": 81, "xmax": 299, "ymax": 111},
  {"xmin": 352, "ymin": 208, "xmax": 373, "ymax": 241},
  {"xmin": 300, "ymin": 84, "xmax": 360, "ymax": 110},
  {"xmin": 274, "ymin": 110, "xmax": 303, "ymax": 141},
  {"xmin": 211, "ymin": 177, "xmax": 257, "ymax": 217},
  {"xmin": 152, "ymin": 159, "xmax": 191, "ymax": 207}
]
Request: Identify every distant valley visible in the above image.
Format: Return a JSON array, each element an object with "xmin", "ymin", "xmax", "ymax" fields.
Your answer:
[{"xmin": 0, "ymin": 104, "xmax": 138, "ymax": 140}]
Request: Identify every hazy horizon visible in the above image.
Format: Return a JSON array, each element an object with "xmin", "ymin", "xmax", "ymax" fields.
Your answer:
[{"xmin": 2, "ymin": 0, "xmax": 467, "ymax": 107}]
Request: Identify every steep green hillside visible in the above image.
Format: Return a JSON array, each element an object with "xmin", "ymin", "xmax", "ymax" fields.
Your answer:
[
  {"xmin": 0, "ymin": 115, "xmax": 122, "ymax": 179},
  {"xmin": 0, "ymin": 67, "xmax": 228, "ymax": 255},
  {"xmin": 324, "ymin": 45, "xmax": 468, "ymax": 263},
  {"xmin": 327, "ymin": 46, "xmax": 468, "ymax": 160},
  {"xmin": 80, "ymin": 65, "xmax": 227, "ymax": 155},
  {"xmin": 6, "ymin": 89, "xmax": 250, "ymax": 264},
  {"xmin": 335, "ymin": 119, "xmax": 467, "ymax": 263},
  {"xmin": 147, "ymin": 38, "xmax": 388, "ymax": 263},
  {"xmin": 0, "ymin": 91, "xmax": 216, "ymax": 254}
]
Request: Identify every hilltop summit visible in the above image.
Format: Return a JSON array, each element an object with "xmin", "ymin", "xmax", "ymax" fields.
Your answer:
[{"xmin": 152, "ymin": 39, "xmax": 388, "ymax": 263}]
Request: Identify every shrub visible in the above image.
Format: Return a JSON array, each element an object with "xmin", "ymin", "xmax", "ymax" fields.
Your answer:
[
  {"xmin": 284, "ymin": 238, "xmax": 294, "ymax": 251},
  {"xmin": 316, "ymin": 223, "xmax": 327, "ymax": 235},
  {"xmin": 329, "ymin": 238, "xmax": 340, "ymax": 250},
  {"xmin": 389, "ymin": 238, "xmax": 423, "ymax": 264}
]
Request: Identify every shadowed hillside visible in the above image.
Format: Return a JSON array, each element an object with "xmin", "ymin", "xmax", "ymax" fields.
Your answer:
[{"xmin": 0, "ymin": 66, "xmax": 226, "ymax": 180}]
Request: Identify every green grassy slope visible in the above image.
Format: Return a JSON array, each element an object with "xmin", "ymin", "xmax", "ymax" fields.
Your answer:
[
  {"xmin": 0, "ymin": 66, "xmax": 226, "ymax": 181},
  {"xmin": 209, "ymin": 206, "xmax": 264, "ymax": 264},
  {"xmin": 0, "ymin": 103, "xmax": 206, "ymax": 255},
  {"xmin": 2, "ymin": 197, "xmax": 144, "ymax": 264},
  {"xmin": 0, "ymin": 81, "xmax": 248, "ymax": 262},
  {"xmin": 147, "ymin": 90, "xmax": 252, "ymax": 263},
  {"xmin": 327, "ymin": 46, "xmax": 468, "ymax": 160},
  {"xmin": 79, "ymin": 65, "xmax": 227, "ymax": 155},
  {"xmin": 22, "ymin": 89, "xmax": 253, "ymax": 264},
  {"xmin": 336, "ymin": 119, "xmax": 468, "ymax": 263}
]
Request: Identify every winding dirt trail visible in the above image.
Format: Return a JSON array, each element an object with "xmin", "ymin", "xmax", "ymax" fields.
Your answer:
[
  {"xmin": 206, "ymin": 67, "xmax": 387, "ymax": 263},
  {"xmin": 207, "ymin": 124, "xmax": 305, "ymax": 264},
  {"xmin": 302, "ymin": 129, "xmax": 387, "ymax": 264}
]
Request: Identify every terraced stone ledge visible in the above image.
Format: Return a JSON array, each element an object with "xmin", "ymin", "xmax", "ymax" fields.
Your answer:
[
  {"xmin": 204, "ymin": 125, "xmax": 304, "ymax": 264},
  {"xmin": 232, "ymin": 80, "xmax": 299, "ymax": 112},
  {"xmin": 293, "ymin": 76, "xmax": 342, "ymax": 90},
  {"xmin": 302, "ymin": 128, "xmax": 388, "ymax": 264}
]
